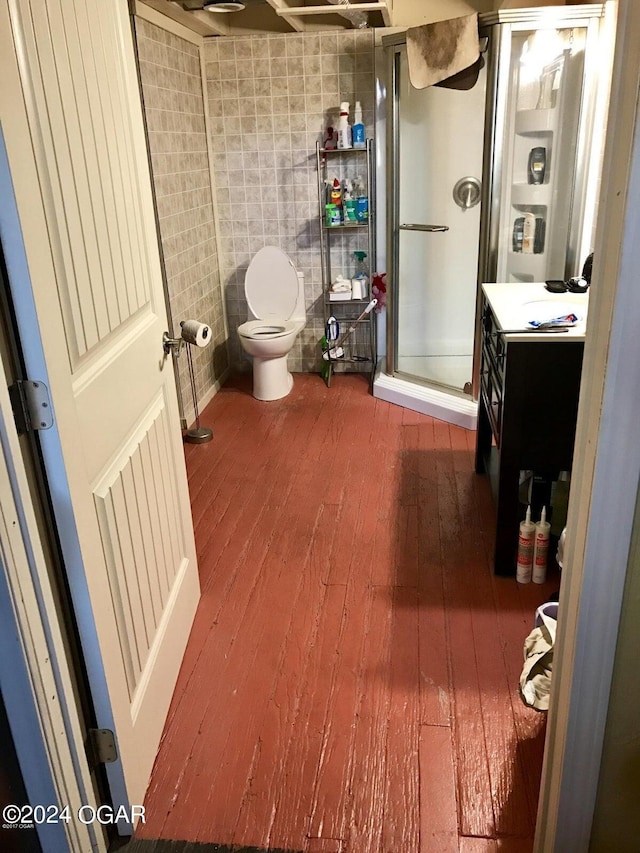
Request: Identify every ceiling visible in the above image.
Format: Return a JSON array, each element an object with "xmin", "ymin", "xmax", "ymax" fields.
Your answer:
[{"xmin": 139, "ymin": 0, "xmax": 392, "ymax": 37}]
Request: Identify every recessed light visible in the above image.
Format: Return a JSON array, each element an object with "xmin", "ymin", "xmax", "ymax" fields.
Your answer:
[{"xmin": 204, "ymin": 0, "xmax": 245, "ymax": 11}]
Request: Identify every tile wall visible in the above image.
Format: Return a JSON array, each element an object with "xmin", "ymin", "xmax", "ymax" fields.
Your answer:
[
  {"xmin": 136, "ymin": 18, "xmax": 229, "ymax": 422},
  {"xmin": 204, "ymin": 30, "xmax": 376, "ymax": 371}
]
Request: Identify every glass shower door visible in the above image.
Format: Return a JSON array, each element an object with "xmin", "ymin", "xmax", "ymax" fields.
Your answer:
[{"xmin": 391, "ymin": 47, "xmax": 486, "ymax": 393}]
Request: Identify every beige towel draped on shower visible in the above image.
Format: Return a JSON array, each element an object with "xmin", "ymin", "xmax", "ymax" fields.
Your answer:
[{"xmin": 406, "ymin": 13, "xmax": 480, "ymax": 90}]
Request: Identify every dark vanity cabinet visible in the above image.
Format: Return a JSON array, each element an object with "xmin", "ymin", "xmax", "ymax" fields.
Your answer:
[{"xmin": 475, "ymin": 295, "xmax": 584, "ymax": 575}]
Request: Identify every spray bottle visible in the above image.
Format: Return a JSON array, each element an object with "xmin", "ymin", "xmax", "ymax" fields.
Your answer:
[
  {"xmin": 351, "ymin": 251, "xmax": 368, "ymax": 300},
  {"xmin": 352, "ymin": 101, "xmax": 365, "ymax": 148},
  {"xmin": 532, "ymin": 506, "xmax": 551, "ymax": 584},
  {"xmin": 516, "ymin": 505, "xmax": 535, "ymax": 583},
  {"xmin": 336, "ymin": 102, "xmax": 352, "ymax": 149}
]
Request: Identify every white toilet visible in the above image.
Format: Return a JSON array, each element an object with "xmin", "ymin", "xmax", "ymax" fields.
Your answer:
[{"xmin": 237, "ymin": 246, "xmax": 306, "ymax": 401}]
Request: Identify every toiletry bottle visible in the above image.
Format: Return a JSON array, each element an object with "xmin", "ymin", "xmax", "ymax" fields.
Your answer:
[
  {"xmin": 324, "ymin": 125, "xmax": 336, "ymax": 150},
  {"xmin": 343, "ymin": 180, "xmax": 357, "ymax": 222},
  {"xmin": 532, "ymin": 506, "xmax": 551, "ymax": 584},
  {"xmin": 336, "ymin": 102, "xmax": 352, "ymax": 150},
  {"xmin": 516, "ymin": 505, "xmax": 535, "ymax": 583},
  {"xmin": 354, "ymin": 176, "xmax": 368, "ymax": 222},
  {"xmin": 528, "ymin": 147, "xmax": 547, "ymax": 184},
  {"xmin": 512, "ymin": 216, "xmax": 524, "ymax": 252},
  {"xmin": 330, "ymin": 178, "xmax": 342, "ymax": 205},
  {"xmin": 352, "ymin": 101, "xmax": 365, "ymax": 149},
  {"xmin": 536, "ymin": 70, "xmax": 553, "ymax": 110},
  {"xmin": 534, "ymin": 217, "xmax": 546, "ymax": 254},
  {"xmin": 522, "ymin": 212, "xmax": 536, "ymax": 254},
  {"xmin": 351, "ymin": 251, "xmax": 368, "ymax": 299},
  {"xmin": 325, "ymin": 204, "xmax": 341, "ymax": 227}
]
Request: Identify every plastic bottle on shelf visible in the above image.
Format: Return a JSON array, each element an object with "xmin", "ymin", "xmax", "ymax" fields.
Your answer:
[
  {"xmin": 324, "ymin": 125, "xmax": 336, "ymax": 150},
  {"xmin": 528, "ymin": 146, "xmax": 547, "ymax": 184},
  {"xmin": 351, "ymin": 251, "xmax": 368, "ymax": 299},
  {"xmin": 512, "ymin": 216, "xmax": 524, "ymax": 252},
  {"xmin": 532, "ymin": 506, "xmax": 551, "ymax": 584},
  {"xmin": 354, "ymin": 176, "xmax": 368, "ymax": 222},
  {"xmin": 522, "ymin": 212, "xmax": 536, "ymax": 254},
  {"xmin": 325, "ymin": 178, "xmax": 342, "ymax": 226},
  {"xmin": 336, "ymin": 102, "xmax": 352, "ymax": 150},
  {"xmin": 352, "ymin": 101, "xmax": 365, "ymax": 149},
  {"xmin": 534, "ymin": 217, "xmax": 546, "ymax": 254},
  {"xmin": 330, "ymin": 177, "xmax": 342, "ymax": 209},
  {"xmin": 342, "ymin": 180, "xmax": 357, "ymax": 223},
  {"xmin": 516, "ymin": 505, "xmax": 535, "ymax": 583}
]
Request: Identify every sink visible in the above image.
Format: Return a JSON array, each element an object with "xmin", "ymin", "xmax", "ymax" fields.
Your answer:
[{"xmin": 521, "ymin": 298, "xmax": 586, "ymax": 328}]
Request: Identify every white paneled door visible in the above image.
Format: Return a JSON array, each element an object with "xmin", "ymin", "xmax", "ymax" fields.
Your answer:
[{"xmin": 0, "ymin": 0, "xmax": 200, "ymax": 821}]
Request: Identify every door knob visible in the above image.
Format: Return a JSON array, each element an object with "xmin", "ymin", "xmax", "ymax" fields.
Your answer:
[{"xmin": 453, "ymin": 176, "xmax": 481, "ymax": 210}]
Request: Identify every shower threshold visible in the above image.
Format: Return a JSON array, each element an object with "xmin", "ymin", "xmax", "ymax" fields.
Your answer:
[{"xmin": 372, "ymin": 360, "xmax": 478, "ymax": 430}]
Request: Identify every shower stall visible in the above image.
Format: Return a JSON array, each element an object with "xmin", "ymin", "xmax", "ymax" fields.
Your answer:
[
  {"xmin": 374, "ymin": 6, "xmax": 607, "ymax": 430},
  {"xmin": 373, "ymin": 31, "xmax": 486, "ymax": 429}
]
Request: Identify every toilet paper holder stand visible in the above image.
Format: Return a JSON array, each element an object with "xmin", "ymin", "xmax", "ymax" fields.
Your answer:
[{"xmin": 162, "ymin": 331, "xmax": 213, "ymax": 445}]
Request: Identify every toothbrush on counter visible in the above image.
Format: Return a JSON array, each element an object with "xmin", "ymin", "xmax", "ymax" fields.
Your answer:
[
  {"xmin": 497, "ymin": 327, "xmax": 570, "ymax": 335},
  {"xmin": 529, "ymin": 313, "xmax": 579, "ymax": 329}
]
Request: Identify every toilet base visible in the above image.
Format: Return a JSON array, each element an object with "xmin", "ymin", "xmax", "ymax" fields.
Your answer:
[{"xmin": 252, "ymin": 354, "xmax": 294, "ymax": 401}]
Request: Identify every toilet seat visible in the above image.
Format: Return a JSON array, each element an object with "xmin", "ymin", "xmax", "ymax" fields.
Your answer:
[
  {"xmin": 237, "ymin": 319, "xmax": 301, "ymax": 339},
  {"xmin": 245, "ymin": 246, "xmax": 299, "ymax": 321}
]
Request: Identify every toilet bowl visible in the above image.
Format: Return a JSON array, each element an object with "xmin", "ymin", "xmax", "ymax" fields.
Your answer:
[{"xmin": 237, "ymin": 246, "xmax": 306, "ymax": 401}]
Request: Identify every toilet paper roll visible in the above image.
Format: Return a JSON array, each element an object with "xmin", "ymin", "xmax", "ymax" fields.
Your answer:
[{"xmin": 180, "ymin": 320, "xmax": 211, "ymax": 348}]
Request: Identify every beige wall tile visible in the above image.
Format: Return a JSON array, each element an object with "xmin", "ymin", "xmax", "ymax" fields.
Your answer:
[{"xmin": 136, "ymin": 17, "xmax": 229, "ymax": 422}]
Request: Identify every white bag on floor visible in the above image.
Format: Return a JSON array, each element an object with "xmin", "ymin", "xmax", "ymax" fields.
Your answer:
[{"xmin": 519, "ymin": 607, "xmax": 557, "ymax": 711}]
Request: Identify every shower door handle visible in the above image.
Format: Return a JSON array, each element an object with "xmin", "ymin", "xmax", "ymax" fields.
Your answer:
[{"xmin": 399, "ymin": 223, "xmax": 449, "ymax": 232}]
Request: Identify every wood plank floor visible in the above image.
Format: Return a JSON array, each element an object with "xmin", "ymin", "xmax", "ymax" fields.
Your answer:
[{"xmin": 137, "ymin": 373, "xmax": 558, "ymax": 852}]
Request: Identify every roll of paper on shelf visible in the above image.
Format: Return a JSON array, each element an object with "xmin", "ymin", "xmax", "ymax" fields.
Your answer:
[
  {"xmin": 180, "ymin": 320, "xmax": 211, "ymax": 347},
  {"xmin": 516, "ymin": 505, "xmax": 535, "ymax": 583},
  {"xmin": 532, "ymin": 506, "xmax": 551, "ymax": 584}
]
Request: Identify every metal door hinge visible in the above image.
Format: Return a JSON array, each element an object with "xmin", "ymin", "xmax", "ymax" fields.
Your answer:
[
  {"xmin": 87, "ymin": 728, "xmax": 118, "ymax": 766},
  {"xmin": 8, "ymin": 380, "xmax": 53, "ymax": 434}
]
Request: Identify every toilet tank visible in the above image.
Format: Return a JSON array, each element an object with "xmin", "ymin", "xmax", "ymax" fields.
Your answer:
[{"xmin": 291, "ymin": 271, "xmax": 305, "ymax": 321}]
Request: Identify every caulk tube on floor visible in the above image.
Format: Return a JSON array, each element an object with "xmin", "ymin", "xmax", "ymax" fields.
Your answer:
[
  {"xmin": 516, "ymin": 505, "xmax": 535, "ymax": 583},
  {"xmin": 532, "ymin": 506, "xmax": 551, "ymax": 583}
]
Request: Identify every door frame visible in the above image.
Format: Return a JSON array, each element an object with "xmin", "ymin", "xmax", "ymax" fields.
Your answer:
[{"xmin": 535, "ymin": 1, "xmax": 640, "ymax": 847}]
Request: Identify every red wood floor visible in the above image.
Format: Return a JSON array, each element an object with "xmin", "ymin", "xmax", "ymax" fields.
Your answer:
[{"xmin": 137, "ymin": 373, "xmax": 557, "ymax": 852}]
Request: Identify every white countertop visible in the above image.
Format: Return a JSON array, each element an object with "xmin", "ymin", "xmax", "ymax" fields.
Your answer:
[{"xmin": 482, "ymin": 282, "xmax": 589, "ymax": 342}]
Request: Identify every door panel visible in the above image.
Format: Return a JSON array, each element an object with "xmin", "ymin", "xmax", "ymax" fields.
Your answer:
[
  {"xmin": 22, "ymin": 0, "xmax": 151, "ymax": 361},
  {"xmin": 393, "ymin": 47, "xmax": 485, "ymax": 392},
  {"xmin": 1, "ymin": 0, "xmax": 199, "ymax": 817}
]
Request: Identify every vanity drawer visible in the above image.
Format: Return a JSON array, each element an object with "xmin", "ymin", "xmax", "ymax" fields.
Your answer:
[
  {"xmin": 480, "ymin": 359, "xmax": 502, "ymax": 445},
  {"xmin": 482, "ymin": 305, "xmax": 505, "ymax": 384}
]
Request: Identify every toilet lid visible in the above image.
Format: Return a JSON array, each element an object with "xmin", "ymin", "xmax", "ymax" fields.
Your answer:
[{"xmin": 245, "ymin": 246, "xmax": 298, "ymax": 320}]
